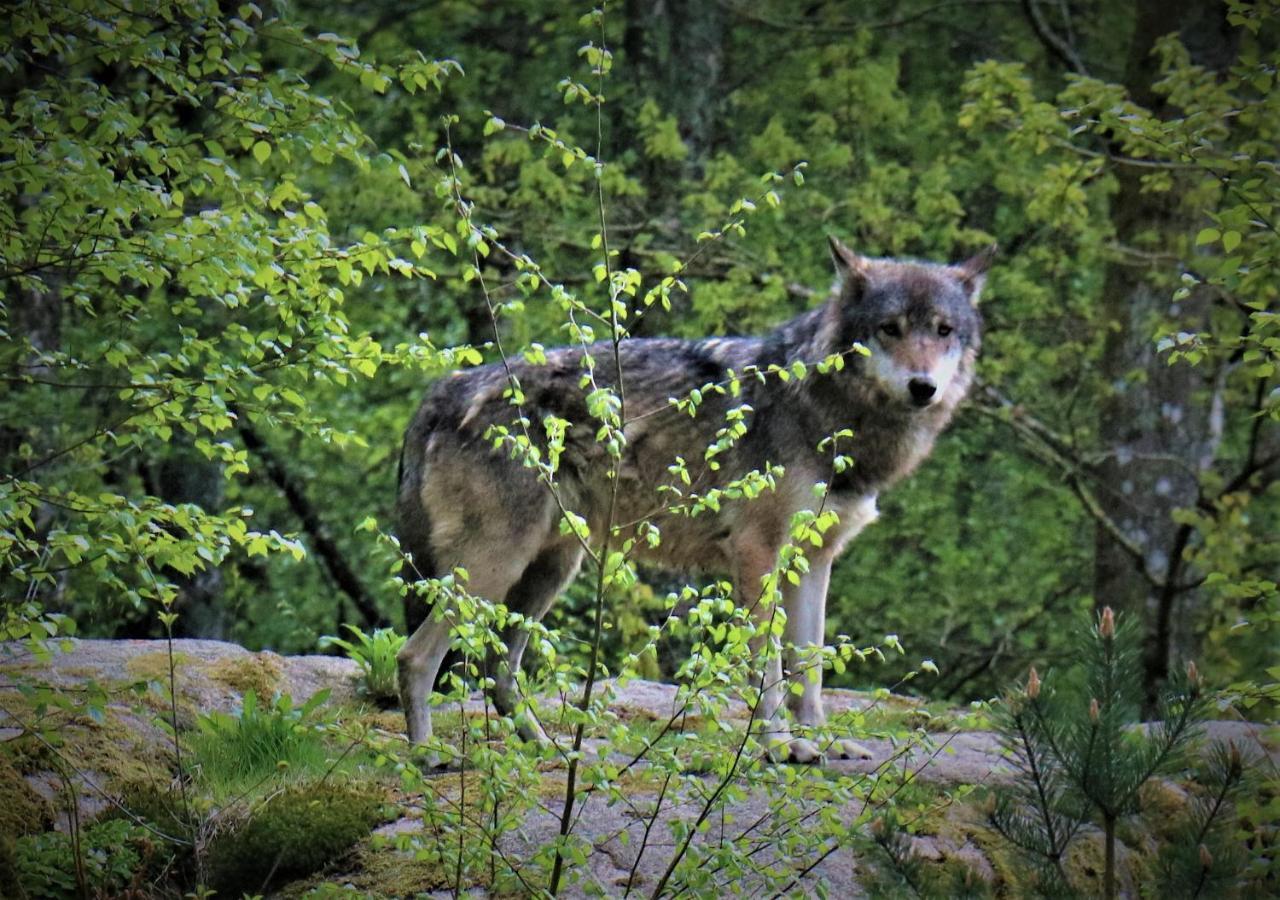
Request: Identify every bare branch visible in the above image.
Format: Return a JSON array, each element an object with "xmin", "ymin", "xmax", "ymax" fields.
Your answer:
[
  {"xmin": 1022, "ymin": 0, "xmax": 1089, "ymax": 75},
  {"xmin": 237, "ymin": 419, "xmax": 384, "ymax": 628}
]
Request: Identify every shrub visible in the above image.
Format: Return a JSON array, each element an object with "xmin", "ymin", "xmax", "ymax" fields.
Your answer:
[
  {"xmin": 320, "ymin": 625, "xmax": 406, "ymax": 705},
  {"xmin": 984, "ymin": 607, "xmax": 1248, "ymax": 898}
]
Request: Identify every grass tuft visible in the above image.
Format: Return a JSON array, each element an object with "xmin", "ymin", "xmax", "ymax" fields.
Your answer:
[{"xmin": 189, "ymin": 688, "xmax": 332, "ymax": 796}]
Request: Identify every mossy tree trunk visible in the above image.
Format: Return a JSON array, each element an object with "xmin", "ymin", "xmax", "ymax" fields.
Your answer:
[{"xmin": 1093, "ymin": 0, "xmax": 1237, "ymax": 708}]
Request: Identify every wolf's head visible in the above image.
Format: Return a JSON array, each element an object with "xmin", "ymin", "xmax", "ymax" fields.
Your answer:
[{"xmin": 828, "ymin": 237, "xmax": 992, "ymax": 411}]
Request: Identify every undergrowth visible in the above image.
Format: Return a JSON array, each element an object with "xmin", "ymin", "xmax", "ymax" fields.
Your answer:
[{"xmin": 12, "ymin": 819, "xmax": 167, "ymax": 900}]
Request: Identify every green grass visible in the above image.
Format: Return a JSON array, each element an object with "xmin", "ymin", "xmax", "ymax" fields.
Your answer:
[{"xmin": 189, "ymin": 688, "xmax": 335, "ymax": 796}]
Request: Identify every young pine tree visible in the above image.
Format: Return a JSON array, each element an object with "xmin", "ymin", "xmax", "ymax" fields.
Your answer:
[{"xmin": 987, "ymin": 606, "xmax": 1248, "ymax": 898}]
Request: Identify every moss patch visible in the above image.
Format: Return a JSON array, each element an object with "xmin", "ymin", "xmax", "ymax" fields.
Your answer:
[
  {"xmin": 2, "ymin": 730, "xmax": 55, "ymax": 775},
  {"xmin": 124, "ymin": 650, "xmax": 192, "ymax": 683},
  {"xmin": 280, "ymin": 837, "xmax": 453, "ymax": 898},
  {"xmin": 342, "ymin": 706, "xmax": 408, "ymax": 735},
  {"xmin": 206, "ymin": 780, "xmax": 389, "ymax": 896},
  {"xmin": 204, "ymin": 652, "xmax": 284, "ymax": 698}
]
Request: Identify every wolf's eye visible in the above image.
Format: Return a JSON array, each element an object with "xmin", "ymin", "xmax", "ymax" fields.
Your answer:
[
  {"xmin": 937, "ymin": 324, "xmax": 953, "ymax": 337},
  {"xmin": 880, "ymin": 322, "xmax": 902, "ymax": 338}
]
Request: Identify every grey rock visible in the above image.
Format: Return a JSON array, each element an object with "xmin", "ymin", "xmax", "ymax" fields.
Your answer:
[{"xmin": 4, "ymin": 640, "xmax": 1274, "ymax": 898}]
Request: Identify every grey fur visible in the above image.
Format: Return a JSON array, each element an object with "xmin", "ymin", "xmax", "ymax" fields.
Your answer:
[{"xmin": 396, "ymin": 239, "xmax": 993, "ymax": 763}]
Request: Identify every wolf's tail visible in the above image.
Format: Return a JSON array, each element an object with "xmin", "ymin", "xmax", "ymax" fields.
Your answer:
[{"xmin": 396, "ymin": 435, "xmax": 438, "ymax": 633}]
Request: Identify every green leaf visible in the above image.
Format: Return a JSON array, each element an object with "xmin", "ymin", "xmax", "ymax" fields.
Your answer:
[{"xmin": 252, "ymin": 140, "xmax": 272, "ymax": 163}]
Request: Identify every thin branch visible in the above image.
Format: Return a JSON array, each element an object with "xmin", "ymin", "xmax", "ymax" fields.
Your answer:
[
  {"xmin": 1021, "ymin": 0, "xmax": 1089, "ymax": 75},
  {"xmin": 550, "ymin": 19, "xmax": 630, "ymax": 891}
]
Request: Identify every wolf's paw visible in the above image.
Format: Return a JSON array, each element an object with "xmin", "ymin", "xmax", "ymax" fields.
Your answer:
[
  {"xmin": 827, "ymin": 737, "xmax": 874, "ymax": 760},
  {"xmin": 765, "ymin": 732, "xmax": 824, "ymax": 765},
  {"xmin": 787, "ymin": 737, "xmax": 824, "ymax": 764}
]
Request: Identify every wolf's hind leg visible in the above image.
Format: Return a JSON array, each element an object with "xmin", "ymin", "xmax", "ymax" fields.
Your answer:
[
  {"xmin": 398, "ymin": 552, "xmax": 534, "ymax": 765},
  {"xmin": 398, "ymin": 608, "xmax": 454, "ymax": 753},
  {"xmin": 489, "ymin": 540, "xmax": 585, "ymax": 743}
]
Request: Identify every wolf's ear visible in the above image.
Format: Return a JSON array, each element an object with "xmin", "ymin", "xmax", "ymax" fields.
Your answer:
[
  {"xmin": 956, "ymin": 243, "xmax": 997, "ymax": 306},
  {"xmin": 828, "ymin": 235, "xmax": 870, "ymax": 284}
]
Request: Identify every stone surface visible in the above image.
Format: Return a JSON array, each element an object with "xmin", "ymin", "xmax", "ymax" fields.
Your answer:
[
  {"xmin": 13, "ymin": 637, "xmax": 365, "ymax": 711},
  {"xmin": 3, "ymin": 639, "xmax": 1275, "ymax": 898}
]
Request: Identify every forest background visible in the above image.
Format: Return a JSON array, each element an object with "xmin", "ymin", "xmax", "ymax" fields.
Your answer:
[{"xmin": 3, "ymin": 0, "xmax": 1277, "ymax": 719}]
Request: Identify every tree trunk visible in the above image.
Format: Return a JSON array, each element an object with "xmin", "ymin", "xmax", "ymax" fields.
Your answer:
[
  {"xmin": 1093, "ymin": 0, "xmax": 1237, "ymax": 707},
  {"xmin": 624, "ymin": 0, "xmax": 725, "ymax": 167},
  {"xmin": 153, "ymin": 441, "xmax": 229, "ymax": 639}
]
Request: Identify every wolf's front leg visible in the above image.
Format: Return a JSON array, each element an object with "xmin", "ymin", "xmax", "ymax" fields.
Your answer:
[
  {"xmin": 735, "ymin": 531, "xmax": 821, "ymax": 764},
  {"xmin": 783, "ymin": 555, "xmax": 873, "ymax": 761}
]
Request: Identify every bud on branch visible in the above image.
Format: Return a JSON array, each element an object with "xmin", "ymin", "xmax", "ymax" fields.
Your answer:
[{"xmin": 1099, "ymin": 606, "xmax": 1115, "ymax": 639}]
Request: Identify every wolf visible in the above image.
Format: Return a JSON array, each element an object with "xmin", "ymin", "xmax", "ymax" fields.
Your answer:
[{"xmin": 395, "ymin": 237, "xmax": 993, "ymax": 763}]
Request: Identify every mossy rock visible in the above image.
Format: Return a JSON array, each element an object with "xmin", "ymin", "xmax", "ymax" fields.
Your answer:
[
  {"xmin": 203, "ymin": 652, "xmax": 285, "ymax": 698},
  {"xmin": 0, "ymin": 699, "xmax": 174, "ymax": 816},
  {"xmin": 53, "ymin": 708, "xmax": 174, "ymax": 791},
  {"xmin": 124, "ymin": 650, "xmax": 193, "ymax": 683},
  {"xmin": 1137, "ymin": 778, "xmax": 1193, "ymax": 844},
  {"xmin": 1062, "ymin": 829, "xmax": 1114, "ymax": 895},
  {"xmin": 0, "ymin": 752, "xmax": 53, "ymax": 834},
  {"xmin": 0, "ymin": 752, "xmax": 54, "ymax": 896},
  {"xmin": 205, "ymin": 780, "xmax": 389, "ymax": 896}
]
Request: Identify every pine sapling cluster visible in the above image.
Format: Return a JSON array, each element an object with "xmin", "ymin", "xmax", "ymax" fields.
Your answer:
[{"xmin": 986, "ymin": 606, "xmax": 1250, "ymax": 898}]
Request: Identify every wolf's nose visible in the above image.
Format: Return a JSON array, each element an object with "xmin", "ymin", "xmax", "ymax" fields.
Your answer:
[{"xmin": 908, "ymin": 378, "xmax": 937, "ymax": 406}]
